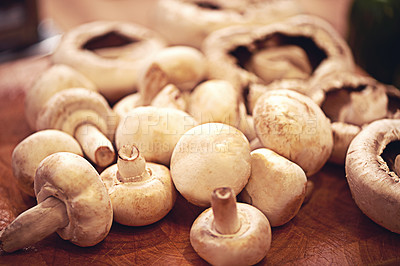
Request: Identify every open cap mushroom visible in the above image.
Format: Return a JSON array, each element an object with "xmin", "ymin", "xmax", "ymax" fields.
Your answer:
[
  {"xmin": 116, "ymin": 106, "xmax": 197, "ymax": 166},
  {"xmin": 12, "ymin": 129, "xmax": 83, "ymax": 197},
  {"xmin": 346, "ymin": 119, "xmax": 400, "ymax": 233},
  {"xmin": 138, "ymin": 46, "xmax": 207, "ymax": 105},
  {"xmin": 36, "ymin": 88, "xmax": 118, "ymax": 167},
  {"xmin": 25, "ymin": 64, "xmax": 97, "ymax": 130},
  {"xmin": 170, "ymin": 123, "xmax": 251, "ymax": 206},
  {"xmin": 315, "ymin": 71, "xmax": 389, "ymax": 164},
  {"xmin": 151, "ymin": 0, "xmax": 302, "ymax": 48},
  {"xmin": 0, "ymin": 152, "xmax": 113, "ymax": 252},
  {"xmin": 190, "ymin": 187, "xmax": 271, "ymax": 265},
  {"xmin": 52, "ymin": 20, "xmax": 166, "ymax": 102},
  {"xmin": 188, "ymin": 79, "xmax": 240, "ymax": 127},
  {"xmin": 239, "ymin": 148, "xmax": 307, "ymax": 227},
  {"xmin": 100, "ymin": 144, "xmax": 176, "ymax": 226},
  {"xmin": 253, "ymin": 89, "xmax": 333, "ymax": 176},
  {"xmin": 202, "ymin": 14, "xmax": 354, "ymax": 95}
]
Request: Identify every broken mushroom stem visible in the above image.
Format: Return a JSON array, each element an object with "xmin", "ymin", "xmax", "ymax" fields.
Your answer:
[
  {"xmin": 117, "ymin": 144, "xmax": 149, "ymax": 183},
  {"xmin": 74, "ymin": 123, "xmax": 115, "ymax": 167},
  {"xmin": 212, "ymin": 187, "xmax": 241, "ymax": 235},
  {"xmin": 0, "ymin": 197, "xmax": 68, "ymax": 253}
]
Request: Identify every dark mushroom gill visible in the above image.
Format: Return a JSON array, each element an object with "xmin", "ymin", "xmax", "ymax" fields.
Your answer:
[
  {"xmin": 82, "ymin": 31, "xmax": 138, "ymax": 51},
  {"xmin": 380, "ymin": 140, "xmax": 400, "ymax": 173}
]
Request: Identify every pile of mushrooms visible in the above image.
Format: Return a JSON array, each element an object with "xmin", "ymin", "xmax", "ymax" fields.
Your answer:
[{"xmin": 3, "ymin": 9, "xmax": 400, "ymax": 263}]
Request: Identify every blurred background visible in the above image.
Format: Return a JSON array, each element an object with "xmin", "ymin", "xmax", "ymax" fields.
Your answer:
[{"xmin": 0, "ymin": 0, "xmax": 399, "ymax": 87}]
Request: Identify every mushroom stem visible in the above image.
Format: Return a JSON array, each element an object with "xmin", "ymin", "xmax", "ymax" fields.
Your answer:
[
  {"xmin": 394, "ymin": 155, "xmax": 400, "ymax": 177},
  {"xmin": 211, "ymin": 187, "xmax": 241, "ymax": 235},
  {"xmin": 117, "ymin": 144, "xmax": 149, "ymax": 182},
  {"xmin": 74, "ymin": 123, "xmax": 115, "ymax": 167},
  {"xmin": 0, "ymin": 197, "xmax": 68, "ymax": 253}
]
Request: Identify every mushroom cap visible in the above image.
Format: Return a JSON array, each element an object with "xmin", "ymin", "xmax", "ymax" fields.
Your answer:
[
  {"xmin": 240, "ymin": 148, "xmax": 307, "ymax": 227},
  {"xmin": 36, "ymin": 88, "xmax": 117, "ymax": 140},
  {"xmin": 317, "ymin": 71, "xmax": 388, "ymax": 126},
  {"xmin": 151, "ymin": 84, "xmax": 187, "ymax": 111},
  {"xmin": 189, "ymin": 80, "xmax": 240, "ymax": 126},
  {"xmin": 34, "ymin": 152, "xmax": 113, "ymax": 246},
  {"xmin": 202, "ymin": 14, "xmax": 354, "ymax": 93},
  {"xmin": 170, "ymin": 123, "xmax": 251, "ymax": 206},
  {"xmin": 52, "ymin": 20, "xmax": 166, "ymax": 102},
  {"xmin": 329, "ymin": 122, "xmax": 361, "ymax": 165},
  {"xmin": 100, "ymin": 162, "xmax": 176, "ymax": 226},
  {"xmin": 115, "ymin": 106, "xmax": 197, "ymax": 165},
  {"xmin": 25, "ymin": 64, "xmax": 97, "ymax": 130},
  {"xmin": 140, "ymin": 46, "xmax": 207, "ymax": 92},
  {"xmin": 253, "ymin": 89, "xmax": 333, "ymax": 176},
  {"xmin": 113, "ymin": 92, "xmax": 143, "ymax": 120},
  {"xmin": 11, "ymin": 130, "xmax": 83, "ymax": 197},
  {"xmin": 248, "ymin": 79, "xmax": 324, "ymax": 114},
  {"xmin": 190, "ymin": 202, "xmax": 271, "ymax": 266},
  {"xmin": 346, "ymin": 119, "xmax": 400, "ymax": 233},
  {"xmin": 151, "ymin": 0, "xmax": 301, "ymax": 48}
]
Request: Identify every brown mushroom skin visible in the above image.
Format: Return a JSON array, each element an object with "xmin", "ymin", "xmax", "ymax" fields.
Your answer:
[
  {"xmin": 100, "ymin": 162, "xmax": 176, "ymax": 226},
  {"xmin": 190, "ymin": 203, "xmax": 271, "ymax": 266},
  {"xmin": 346, "ymin": 119, "xmax": 400, "ymax": 234}
]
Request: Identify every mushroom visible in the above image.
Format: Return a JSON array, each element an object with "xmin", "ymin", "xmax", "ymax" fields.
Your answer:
[
  {"xmin": 253, "ymin": 89, "xmax": 333, "ymax": 176},
  {"xmin": 36, "ymin": 88, "xmax": 118, "ymax": 167},
  {"xmin": 239, "ymin": 148, "xmax": 307, "ymax": 227},
  {"xmin": 25, "ymin": 64, "xmax": 97, "ymax": 130},
  {"xmin": 115, "ymin": 106, "xmax": 197, "ymax": 166},
  {"xmin": 12, "ymin": 129, "xmax": 83, "ymax": 197},
  {"xmin": 248, "ymin": 79, "xmax": 324, "ymax": 114},
  {"xmin": 170, "ymin": 123, "xmax": 251, "ymax": 206},
  {"xmin": 151, "ymin": 0, "xmax": 301, "ymax": 48},
  {"xmin": 0, "ymin": 152, "xmax": 113, "ymax": 252},
  {"xmin": 100, "ymin": 144, "xmax": 176, "ymax": 226},
  {"xmin": 237, "ymin": 101, "xmax": 256, "ymax": 141},
  {"xmin": 150, "ymin": 84, "xmax": 187, "ymax": 111},
  {"xmin": 315, "ymin": 71, "xmax": 389, "ymax": 164},
  {"xmin": 188, "ymin": 80, "xmax": 240, "ymax": 127},
  {"xmin": 345, "ymin": 119, "xmax": 400, "ymax": 233},
  {"xmin": 112, "ymin": 92, "xmax": 143, "ymax": 120},
  {"xmin": 52, "ymin": 20, "xmax": 166, "ymax": 102},
  {"xmin": 202, "ymin": 14, "xmax": 354, "ymax": 95},
  {"xmin": 246, "ymin": 45, "xmax": 312, "ymax": 84},
  {"xmin": 190, "ymin": 187, "xmax": 271, "ymax": 265},
  {"xmin": 138, "ymin": 46, "xmax": 207, "ymax": 105}
]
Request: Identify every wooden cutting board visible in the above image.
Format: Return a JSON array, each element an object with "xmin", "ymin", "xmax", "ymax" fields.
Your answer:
[{"xmin": 0, "ymin": 56, "xmax": 399, "ymax": 265}]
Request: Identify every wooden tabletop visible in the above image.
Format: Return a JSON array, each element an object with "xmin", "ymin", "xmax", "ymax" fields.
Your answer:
[{"xmin": 0, "ymin": 56, "xmax": 400, "ymax": 265}]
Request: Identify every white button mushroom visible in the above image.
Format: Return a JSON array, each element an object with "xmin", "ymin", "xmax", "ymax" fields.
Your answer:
[
  {"xmin": 239, "ymin": 148, "xmax": 307, "ymax": 227},
  {"xmin": 346, "ymin": 119, "xmax": 400, "ymax": 233},
  {"xmin": 112, "ymin": 92, "xmax": 143, "ymax": 120},
  {"xmin": 138, "ymin": 46, "xmax": 207, "ymax": 105},
  {"xmin": 100, "ymin": 144, "xmax": 176, "ymax": 226},
  {"xmin": 0, "ymin": 152, "xmax": 113, "ymax": 252},
  {"xmin": 190, "ymin": 187, "xmax": 272, "ymax": 266},
  {"xmin": 36, "ymin": 88, "xmax": 118, "ymax": 167},
  {"xmin": 52, "ymin": 20, "xmax": 166, "ymax": 102},
  {"xmin": 12, "ymin": 129, "xmax": 83, "ymax": 197},
  {"xmin": 24, "ymin": 64, "xmax": 97, "ymax": 130},
  {"xmin": 189, "ymin": 80, "xmax": 240, "ymax": 127},
  {"xmin": 170, "ymin": 123, "xmax": 251, "ymax": 207},
  {"xmin": 115, "ymin": 106, "xmax": 197, "ymax": 166},
  {"xmin": 253, "ymin": 89, "xmax": 333, "ymax": 176}
]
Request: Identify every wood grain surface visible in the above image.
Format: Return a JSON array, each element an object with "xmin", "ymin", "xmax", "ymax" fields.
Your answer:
[{"xmin": 0, "ymin": 56, "xmax": 400, "ymax": 265}]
